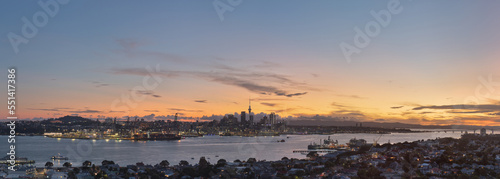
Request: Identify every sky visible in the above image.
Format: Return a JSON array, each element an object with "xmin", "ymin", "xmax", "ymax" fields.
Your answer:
[{"xmin": 1, "ymin": 0, "xmax": 500, "ymax": 126}]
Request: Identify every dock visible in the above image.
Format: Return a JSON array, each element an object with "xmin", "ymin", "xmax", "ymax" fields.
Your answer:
[{"xmin": 293, "ymin": 150, "xmax": 337, "ymax": 154}]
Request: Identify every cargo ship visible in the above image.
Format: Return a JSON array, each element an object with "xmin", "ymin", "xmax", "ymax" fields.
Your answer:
[
  {"xmin": 132, "ymin": 132, "xmax": 181, "ymax": 141},
  {"xmin": 0, "ymin": 156, "xmax": 35, "ymax": 165},
  {"xmin": 308, "ymin": 136, "xmax": 341, "ymax": 149}
]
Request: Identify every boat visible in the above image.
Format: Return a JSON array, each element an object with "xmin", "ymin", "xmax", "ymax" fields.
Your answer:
[
  {"xmin": 348, "ymin": 138, "xmax": 367, "ymax": 147},
  {"xmin": 182, "ymin": 134, "xmax": 203, "ymax": 137},
  {"xmin": 51, "ymin": 153, "xmax": 68, "ymax": 160},
  {"xmin": 219, "ymin": 133, "xmax": 232, "ymax": 136},
  {"xmin": 0, "ymin": 155, "xmax": 35, "ymax": 164},
  {"xmin": 132, "ymin": 132, "xmax": 181, "ymax": 141},
  {"xmin": 308, "ymin": 136, "xmax": 339, "ymax": 149}
]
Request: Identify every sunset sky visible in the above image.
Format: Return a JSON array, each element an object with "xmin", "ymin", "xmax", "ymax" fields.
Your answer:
[{"xmin": 1, "ymin": 1, "xmax": 500, "ymax": 126}]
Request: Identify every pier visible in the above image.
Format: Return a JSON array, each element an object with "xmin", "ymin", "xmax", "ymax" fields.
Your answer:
[{"xmin": 293, "ymin": 150, "xmax": 338, "ymax": 154}]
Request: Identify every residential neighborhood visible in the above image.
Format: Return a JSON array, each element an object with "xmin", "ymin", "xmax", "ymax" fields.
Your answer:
[{"xmin": 2, "ymin": 133, "xmax": 499, "ymax": 178}]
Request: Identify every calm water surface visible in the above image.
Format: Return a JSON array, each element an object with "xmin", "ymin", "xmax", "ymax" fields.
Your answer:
[{"xmin": 1, "ymin": 131, "xmax": 470, "ymax": 167}]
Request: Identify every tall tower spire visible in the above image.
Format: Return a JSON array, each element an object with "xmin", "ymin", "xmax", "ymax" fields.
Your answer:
[
  {"xmin": 248, "ymin": 97, "xmax": 254, "ymax": 125},
  {"xmin": 248, "ymin": 97, "xmax": 252, "ymax": 115}
]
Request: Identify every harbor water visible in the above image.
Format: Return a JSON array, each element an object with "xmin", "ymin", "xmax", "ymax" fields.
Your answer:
[{"xmin": 1, "ymin": 130, "xmax": 471, "ymax": 167}]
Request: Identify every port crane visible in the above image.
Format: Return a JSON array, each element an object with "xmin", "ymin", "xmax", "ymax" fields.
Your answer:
[{"xmin": 373, "ymin": 134, "xmax": 383, "ymax": 146}]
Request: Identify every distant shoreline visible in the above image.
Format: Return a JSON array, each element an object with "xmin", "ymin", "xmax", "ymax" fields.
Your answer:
[{"xmin": 1, "ymin": 129, "xmax": 436, "ymax": 139}]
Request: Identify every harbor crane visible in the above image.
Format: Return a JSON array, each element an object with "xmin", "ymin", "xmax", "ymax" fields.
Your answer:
[{"xmin": 373, "ymin": 134, "xmax": 383, "ymax": 146}]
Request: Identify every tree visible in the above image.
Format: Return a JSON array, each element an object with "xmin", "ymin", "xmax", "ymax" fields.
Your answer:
[
  {"xmin": 198, "ymin": 157, "xmax": 213, "ymax": 178},
  {"xmin": 45, "ymin": 161, "xmax": 54, "ymax": 168},
  {"xmin": 307, "ymin": 151, "xmax": 319, "ymax": 160},
  {"xmin": 179, "ymin": 160, "xmax": 189, "ymax": 166},
  {"xmin": 159, "ymin": 160, "xmax": 170, "ymax": 168},
  {"xmin": 181, "ymin": 167, "xmax": 198, "ymax": 178},
  {"xmin": 367, "ymin": 166, "xmax": 383, "ymax": 178},
  {"xmin": 247, "ymin": 158, "xmax": 256, "ymax": 163},
  {"xmin": 67, "ymin": 171, "xmax": 76, "ymax": 179},
  {"xmin": 216, "ymin": 159, "xmax": 227, "ymax": 166},
  {"xmin": 82, "ymin": 160, "xmax": 92, "ymax": 167},
  {"xmin": 357, "ymin": 168, "xmax": 368, "ymax": 178},
  {"xmin": 325, "ymin": 160, "xmax": 335, "ymax": 168},
  {"xmin": 63, "ymin": 162, "xmax": 72, "ymax": 168},
  {"xmin": 198, "ymin": 157, "xmax": 209, "ymax": 168},
  {"xmin": 102, "ymin": 160, "xmax": 115, "ymax": 166}
]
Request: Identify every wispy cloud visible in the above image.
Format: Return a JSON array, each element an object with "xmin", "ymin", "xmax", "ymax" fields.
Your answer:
[
  {"xmin": 412, "ymin": 104, "xmax": 500, "ymax": 111},
  {"xmin": 292, "ymin": 114, "xmax": 359, "ymax": 122},
  {"xmin": 194, "ymin": 100, "xmax": 207, "ymax": 103},
  {"xmin": 448, "ymin": 110, "xmax": 493, "ymax": 114},
  {"xmin": 252, "ymin": 98, "xmax": 295, "ymax": 102},
  {"xmin": 68, "ymin": 109, "xmax": 102, "ymax": 113},
  {"xmin": 116, "ymin": 39, "xmax": 140, "ymax": 50},
  {"xmin": 203, "ymin": 73, "xmax": 309, "ymax": 97},
  {"xmin": 91, "ymin": 81, "xmax": 110, "ymax": 88},
  {"xmin": 273, "ymin": 108, "xmax": 297, "ymax": 113},
  {"xmin": 27, "ymin": 107, "xmax": 72, "ymax": 111},
  {"xmin": 110, "ymin": 65, "xmax": 313, "ymax": 98},
  {"xmin": 390, "ymin": 106, "xmax": 404, "ymax": 109},
  {"xmin": 261, "ymin": 102, "xmax": 277, "ymax": 107},
  {"xmin": 144, "ymin": 110, "xmax": 159, "ymax": 112},
  {"xmin": 419, "ymin": 111, "xmax": 434, "ymax": 114},
  {"xmin": 331, "ymin": 102, "xmax": 349, "ymax": 108},
  {"xmin": 167, "ymin": 108, "xmax": 204, "ymax": 113},
  {"xmin": 334, "ymin": 94, "xmax": 366, "ymax": 99},
  {"xmin": 332, "ymin": 109, "xmax": 365, "ymax": 116},
  {"xmin": 135, "ymin": 90, "xmax": 161, "ymax": 98}
]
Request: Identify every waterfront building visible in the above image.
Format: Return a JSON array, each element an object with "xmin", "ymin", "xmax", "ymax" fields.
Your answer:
[
  {"xmin": 240, "ymin": 111, "xmax": 246, "ymax": 124},
  {"xmin": 480, "ymin": 128, "xmax": 486, "ymax": 135},
  {"xmin": 269, "ymin": 112, "xmax": 276, "ymax": 125}
]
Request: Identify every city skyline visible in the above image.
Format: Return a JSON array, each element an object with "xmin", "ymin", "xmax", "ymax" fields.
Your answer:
[{"xmin": 1, "ymin": 1, "xmax": 500, "ymax": 126}]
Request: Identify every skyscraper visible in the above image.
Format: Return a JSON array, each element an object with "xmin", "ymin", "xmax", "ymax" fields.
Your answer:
[
  {"xmin": 240, "ymin": 111, "xmax": 246, "ymax": 124},
  {"xmin": 269, "ymin": 112, "xmax": 276, "ymax": 125}
]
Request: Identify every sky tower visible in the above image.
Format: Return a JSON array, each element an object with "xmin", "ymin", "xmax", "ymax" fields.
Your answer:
[
  {"xmin": 248, "ymin": 98, "xmax": 254, "ymax": 125},
  {"xmin": 248, "ymin": 98, "xmax": 252, "ymax": 115}
]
